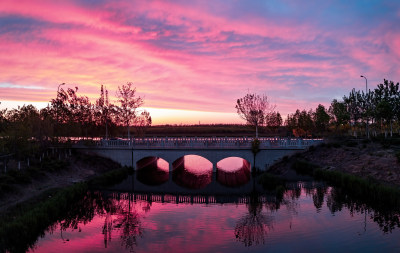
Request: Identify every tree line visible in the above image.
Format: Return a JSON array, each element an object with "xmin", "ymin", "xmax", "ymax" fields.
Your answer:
[
  {"xmin": 285, "ymin": 79, "xmax": 400, "ymax": 137},
  {"xmin": 0, "ymin": 82, "xmax": 151, "ymax": 159},
  {"xmin": 236, "ymin": 79, "xmax": 400, "ymax": 138}
]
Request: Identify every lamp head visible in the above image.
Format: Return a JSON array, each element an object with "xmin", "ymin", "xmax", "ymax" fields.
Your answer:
[{"xmin": 360, "ymin": 75, "xmax": 364, "ymax": 78}]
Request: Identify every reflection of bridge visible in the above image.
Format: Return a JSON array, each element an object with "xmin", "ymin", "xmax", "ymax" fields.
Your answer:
[
  {"xmin": 76, "ymin": 137, "xmax": 323, "ymax": 171},
  {"xmin": 105, "ymin": 175, "xmax": 326, "ymax": 205}
]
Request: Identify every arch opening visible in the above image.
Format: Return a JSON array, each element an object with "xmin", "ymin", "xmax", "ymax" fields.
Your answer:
[
  {"xmin": 216, "ymin": 157, "xmax": 251, "ymax": 187},
  {"xmin": 172, "ymin": 155, "xmax": 212, "ymax": 189},
  {"xmin": 136, "ymin": 156, "xmax": 169, "ymax": 186}
]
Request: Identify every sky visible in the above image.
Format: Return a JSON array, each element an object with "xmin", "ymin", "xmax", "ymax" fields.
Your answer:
[{"xmin": 0, "ymin": 0, "xmax": 400, "ymax": 125}]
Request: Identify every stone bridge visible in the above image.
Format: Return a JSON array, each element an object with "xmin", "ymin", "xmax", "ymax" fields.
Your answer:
[{"xmin": 75, "ymin": 137, "xmax": 323, "ymax": 172}]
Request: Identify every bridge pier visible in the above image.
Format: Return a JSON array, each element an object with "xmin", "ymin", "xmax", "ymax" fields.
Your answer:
[{"xmin": 169, "ymin": 163, "xmax": 173, "ymax": 182}]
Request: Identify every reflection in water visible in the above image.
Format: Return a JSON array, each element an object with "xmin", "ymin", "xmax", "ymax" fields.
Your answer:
[
  {"xmin": 26, "ymin": 180, "xmax": 400, "ymax": 252},
  {"xmin": 136, "ymin": 157, "xmax": 169, "ymax": 185},
  {"xmin": 173, "ymin": 155, "xmax": 212, "ymax": 189},
  {"xmin": 235, "ymin": 193, "xmax": 274, "ymax": 247},
  {"xmin": 217, "ymin": 157, "xmax": 251, "ymax": 187}
]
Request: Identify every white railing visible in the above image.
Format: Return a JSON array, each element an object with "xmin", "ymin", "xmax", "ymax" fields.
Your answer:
[{"xmin": 95, "ymin": 137, "xmax": 323, "ymax": 149}]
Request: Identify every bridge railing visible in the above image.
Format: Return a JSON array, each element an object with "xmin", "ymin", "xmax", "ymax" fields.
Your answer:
[{"xmin": 97, "ymin": 137, "xmax": 323, "ymax": 149}]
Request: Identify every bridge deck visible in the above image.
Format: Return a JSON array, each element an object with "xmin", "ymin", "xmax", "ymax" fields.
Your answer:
[{"xmin": 92, "ymin": 137, "xmax": 322, "ymax": 149}]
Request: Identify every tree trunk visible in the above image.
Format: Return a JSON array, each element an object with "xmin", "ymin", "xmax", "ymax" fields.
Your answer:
[
  {"xmin": 255, "ymin": 125, "xmax": 258, "ymax": 139},
  {"xmin": 105, "ymin": 119, "xmax": 108, "ymax": 139}
]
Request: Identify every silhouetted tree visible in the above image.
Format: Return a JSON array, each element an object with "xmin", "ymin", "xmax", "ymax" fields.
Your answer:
[
  {"xmin": 313, "ymin": 104, "xmax": 330, "ymax": 134},
  {"xmin": 266, "ymin": 111, "xmax": 282, "ymax": 132},
  {"xmin": 116, "ymin": 82, "xmax": 144, "ymax": 139},
  {"xmin": 96, "ymin": 85, "xmax": 114, "ymax": 139},
  {"xmin": 329, "ymin": 99, "xmax": 350, "ymax": 131},
  {"xmin": 236, "ymin": 93, "xmax": 275, "ymax": 138}
]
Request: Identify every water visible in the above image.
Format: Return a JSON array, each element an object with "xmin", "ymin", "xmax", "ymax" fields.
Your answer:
[
  {"xmin": 29, "ymin": 186, "xmax": 400, "ymax": 252},
  {"xmin": 21, "ymin": 157, "xmax": 400, "ymax": 252}
]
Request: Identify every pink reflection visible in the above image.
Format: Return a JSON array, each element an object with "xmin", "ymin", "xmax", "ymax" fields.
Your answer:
[
  {"xmin": 136, "ymin": 157, "xmax": 169, "ymax": 186},
  {"xmin": 216, "ymin": 157, "xmax": 250, "ymax": 187},
  {"xmin": 182, "ymin": 155, "xmax": 213, "ymax": 175},
  {"xmin": 172, "ymin": 155, "xmax": 212, "ymax": 189}
]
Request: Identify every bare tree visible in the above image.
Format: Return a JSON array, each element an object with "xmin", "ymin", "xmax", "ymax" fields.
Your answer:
[
  {"xmin": 116, "ymin": 82, "xmax": 144, "ymax": 139},
  {"xmin": 236, "ymin": 93, "xmax": 275, "ymax": 138}
]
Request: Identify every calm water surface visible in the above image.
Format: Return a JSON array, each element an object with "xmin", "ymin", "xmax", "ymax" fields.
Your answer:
[{"xmin": 27, "ymin": 156, "xmax": 400, "ymax": 252}]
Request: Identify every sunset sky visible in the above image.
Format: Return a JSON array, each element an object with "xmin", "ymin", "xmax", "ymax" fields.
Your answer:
[{"xmin": 1, "ymin": 0, "xmax": 399, "ymax": 125}]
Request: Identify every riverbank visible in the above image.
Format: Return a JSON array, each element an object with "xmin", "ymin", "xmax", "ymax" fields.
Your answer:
[
  {"xmin": 0, "ymin": 152, "xmax": 122, "ymax": 214},
  {"xmin": 268, "ymin": 138, "xmax": 400, "ymax": 187}
]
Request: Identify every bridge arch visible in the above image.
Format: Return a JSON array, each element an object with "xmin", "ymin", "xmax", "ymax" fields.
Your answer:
[
  {"xmin": 136, "ymin": 156, "xmax": 169, "ymax": 186},
  {"xmin": 216, "ymin": 157, "xmax": 251, "ymax": 187},
  {"xmin": 172, "ymin": 155, "xmax": 213, "ymax": 189}
]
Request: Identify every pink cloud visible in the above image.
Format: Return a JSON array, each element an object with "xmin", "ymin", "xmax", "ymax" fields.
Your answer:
[{"xmin": 0, "ymin": 1, "xmax": 399, "ymax": 123}]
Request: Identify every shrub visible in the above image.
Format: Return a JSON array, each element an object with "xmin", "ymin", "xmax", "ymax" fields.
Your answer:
[
  {"xmin": 291, "ymin": 160, "xmax": 320, "ymax": 175},
  {"xmin": 396, "ymin": 151, "xmax": 400, "ymax": 163},
  {"xmin": 258, "ymin": 173, "xmax": 285, "ymax": 191}
]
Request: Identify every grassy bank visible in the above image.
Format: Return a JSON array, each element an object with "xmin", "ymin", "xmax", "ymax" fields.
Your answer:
[
  {"xmin": 0, "ymin": 159, "xmax": 69, "ymax": 198},
  {"xmin": 291, "ymin": 159, "xmax": 400, "ymax": 207},
  {"xmin": 0, "ymin": 166, "xmax": 130, "ymax": 252}
]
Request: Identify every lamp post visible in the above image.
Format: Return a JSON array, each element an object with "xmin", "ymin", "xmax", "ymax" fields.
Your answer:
[
  {"xmin": 56, "ymin": 83, "xmax": 65, "ymax": 142},
  {"xmin": 360, "ymin": 75, "xmax": 369, "ymax": 138}
]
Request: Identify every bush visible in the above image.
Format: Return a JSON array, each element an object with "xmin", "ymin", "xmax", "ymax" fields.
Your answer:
[
  {"xmin": 396, "ymin": 151, "xmax": 400, "ymax": 163},
  {"xmin": 291, "ymin": 160, "xmax": 320, "ymax": 175},
  {"xmin": 258, "ymin": 173, "xmax": 285, "ymax": 191},
  {"xmin": 88, "ymin": 166, "xmax": 131, "ymax": 187},
  {"xmin": 8, "ymin": 170, "xmax": 31, "ymax": 184}
]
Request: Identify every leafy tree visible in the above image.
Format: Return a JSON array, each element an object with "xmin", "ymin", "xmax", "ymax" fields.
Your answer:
[
  {"xmin": 235, "ymin": 93, "xmax": 275, "ymax": 138},
  {"xmin": 313, "ymin": 104, "xmax": 330, "ymax": 134},
  {"xmin": 266, "ymin": 111, "xmax": 282, "ymax": 132},
  {"xmin": 373, "ymin": 79, "xmax": 399, "ymax": 137},
  {"xmin": 285, "ymin": 109, "xmax": 314, "ymax": 137},
  {"xmin": 329, "ymin": 99, "xmax": 350, "ymax": 131},
  {"xmin": 96, "ymin": 85, "xmax": 114, "ymax": 139},
  {"xmin": 343, "ymin": 89, "xmax": 361, "ymax": 136},
  {"xmin": 134, "ymin": 110, "xmax": 152, "ymax": 137},
  {"xmin": 116, "ymin": 82, "xmax": 144, "ymax": 139}
]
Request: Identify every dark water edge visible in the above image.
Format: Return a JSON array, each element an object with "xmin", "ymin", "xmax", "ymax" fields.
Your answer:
[{"xmin": 0, "ymin": 167, "xmax": 131, "ymax": 253}]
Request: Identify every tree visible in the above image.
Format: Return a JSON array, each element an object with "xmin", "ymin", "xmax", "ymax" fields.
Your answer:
[
  {"xmin": 96, "ymin": 85, "xmax": 113, "ymax": 139},
  {"xmin": 313, "ymin": 104, "xmax": 330, "ymax": 134},
  {"xmin": 329, "ymin": 99, "xmax": 350, "ymax": 131},
  {"xmin": 134, "ymin": 110, "xmax": 152, "ymax": 137},
  {"xmin": 235, "ymin": 93, "xmax": 275, "ymax": 138},
  {"xmin": 266, "ymin": 111, "xmax": 282, "ymax": 132},
  {"xmin": 116, "ymin": 82, "xmax": 144, "ymax": 139},
  {"xmin": 285, "ymin": 109, "xmax": 314, "ymax": 137}
]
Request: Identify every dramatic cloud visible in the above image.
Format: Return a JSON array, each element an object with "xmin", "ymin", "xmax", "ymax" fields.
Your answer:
[{"xmin": 0, "ymin": 0, "xmax": 399, "ymax": 124}]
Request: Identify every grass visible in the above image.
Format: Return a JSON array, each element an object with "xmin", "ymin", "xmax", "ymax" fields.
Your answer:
[
  {"xmin": 88, "ymin": 166, "xmax": 132, "ymax": 187},
  {"xmin": 291, "ymin": 159, "xmax": 400, "ymax": 208}
]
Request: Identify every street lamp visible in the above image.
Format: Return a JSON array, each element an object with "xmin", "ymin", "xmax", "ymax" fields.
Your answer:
[
  {"xmin": 56, "ymin": 83, "xmax": 65, "ymax": 142},
  {"xmin": 360, "ymin": 76, "xmax": 369, "ymax": 138}
]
